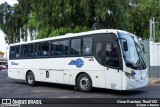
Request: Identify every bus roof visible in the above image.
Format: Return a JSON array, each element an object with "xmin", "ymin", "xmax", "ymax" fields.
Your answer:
[{"xmin": 9, "ymin": 29, "xmax": 133, "ymax": 46}]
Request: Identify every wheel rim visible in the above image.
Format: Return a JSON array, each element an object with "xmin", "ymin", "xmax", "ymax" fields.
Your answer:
[
  {"xmin": 28, "ymin": 75, "xmax": 34, "ymax": 84},
  {"xmin": 80, "ymin": 77, "xmax": 89, "ymax": 89}
]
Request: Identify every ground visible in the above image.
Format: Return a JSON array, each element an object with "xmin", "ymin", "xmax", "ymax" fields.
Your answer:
[{"xmin": 0, "ymin": 69, "xmax": 160, "ymax": 98}]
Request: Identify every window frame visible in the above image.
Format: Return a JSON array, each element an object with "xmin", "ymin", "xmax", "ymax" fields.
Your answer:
[
  {"xmin": 105, "ymin": 41, "xmax": 121, "ymax": 69},
  {"xmin": 70, "ymin": 38, "xmax": 82, "ymax": 56},
  {"xmin": 50, "ymin": 39, "xmax": 69, "ymax": 57},
  {"xmin": 9, "ymin": 46, "xmax": 15, "ymax": 59},
  {"xmin": 95, "ymin": 42, "xmax": 102, "ymax": 64},
  {"xmin": 82, "ymin": 37, "xmax": 92, "ymax": 55},
  {"xmin": 41, "ymin": 41, "xmax": 50, "ymax": 57},
  {"xmin": 9, "ymin": 34, "xmax": 94, "ymax": 59},
  {"xmin": 15, "ymin": 46, "xmax": 20, "ymax": 59},
  {"xmin": 70, "ymin": 36, "xmax": 93, "ymax": 57},
  {"xmin": 21, "ymin": 44, "xmax": 34, "ymax": 59},
  {"xmin": 33, "ymin": 41, "xmax": 50, "ymax": 58}
]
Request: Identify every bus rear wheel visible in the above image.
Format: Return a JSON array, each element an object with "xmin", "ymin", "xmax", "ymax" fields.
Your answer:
[
  {"xmin": 77, "ymin": 73, "xmax": 92, "ymax": 92},
  {"xmin": 26, "ymin": 72, "xmax": 36, "ymax": 86}
]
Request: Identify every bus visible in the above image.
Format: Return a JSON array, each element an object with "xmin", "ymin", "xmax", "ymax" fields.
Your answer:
[{"xmin": 8, "ymin": 29, "xmax": 148, "ymax": 92}]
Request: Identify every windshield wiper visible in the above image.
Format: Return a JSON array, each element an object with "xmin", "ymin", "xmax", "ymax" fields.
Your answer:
[
  {"xmin": 136, "ymin": 50, "xmax": 146, "ymax": 69},
  {"xmin": 126, "ymin": 61, "xmax": 138, "ymax": 69}
]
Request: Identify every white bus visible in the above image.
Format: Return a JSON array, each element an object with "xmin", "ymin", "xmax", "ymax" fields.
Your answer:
[{"xmin": 8, "ymin": 29, "xmax": 148, "ymax": 92}]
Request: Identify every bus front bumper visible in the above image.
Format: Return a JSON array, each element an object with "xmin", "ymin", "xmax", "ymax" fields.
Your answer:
[{"xmin": 125, "ymin": 77, "xmax": 148, "ymax": 90}]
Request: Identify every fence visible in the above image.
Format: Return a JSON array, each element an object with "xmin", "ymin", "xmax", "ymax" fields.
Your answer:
[{"xmin": 141, "ymin": 40, "xmax": 160, "ymax": 78}]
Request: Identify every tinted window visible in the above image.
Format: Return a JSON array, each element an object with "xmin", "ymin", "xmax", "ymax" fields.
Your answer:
[
  {"xmin": 106, "ymin": 42, "xmax": 119, "ymax": 67},
  {"xmin": 51, "ymin": 40, "xmax": 69, "ymax": 56},
  {"xmin": 95, "ymin": 43, "xmax": 102, "ymax": 63},
  {"xmin": 21, "ymin": 45, "xmax": 27, "ymax": 57},
  {"xmin": 15, "ymin": 46, "xmax": 20, "ymax": 58},
  {"xmin": 41, "ymin": 42, "xmax": 49, "ymax": 56},
  {"xmin": 59, "ymin": 40, "xmax": 69, "ymax": 55},
  {"xmin": 34, "ymin": 43, "xmax": 41, "ymax": 57},
  {"xmin": 51, "ymin": 41, "xmax": 59, "ymax": 56},
  {"xmin": 10, "ymin": 47, "xmax": 15, "ymax": 59},
  {"xmin": 70, "ymin": 38, "xmax": 81, "ymax": 55},
  {"xmin": 27, "ymin": 44, "xmax": 33, "ymax": 57},
  {"xmin": 21, "ymin": 44, "xmax": 33, "ymax": 58},
  {"xmin": 82, "ymin": 37, "xmax": 92, "ymax": 54}
]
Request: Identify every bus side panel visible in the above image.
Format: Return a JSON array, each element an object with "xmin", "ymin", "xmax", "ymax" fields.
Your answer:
[
  {"xmin": 54, "ymin": 70, "xmax": 64, "ymax": 83},
  {"xmin": 69, "ymin": 70, "xmax": 106, "ymax": 88},
  {"xmin": 69, "ymin": 70, "xmax": 80, "ymax": 85},
  {"xmin": 17, "ymin": 68, "xmax": 23, "ymax": 79},
  {"xmin": 63, "ymin": 70, "xmax": 70, "ymax": 84},
  {"xmin": 89, "ymin": 70, "xmax": 106, "ymax": 88},
  {"xmin": 8, "ymin": 68, "xmax": 18, "ymax": 79},
  {"xmin": 40, "ymin": 69, "xmax": 65, "ymax": 84},
  {"xmin": 8, "ymin": 68, "xmax": 23, "ymax": 80},
  {"xmin": 23, "ymin": 69, "xmax": 41, "ymax": 82}
]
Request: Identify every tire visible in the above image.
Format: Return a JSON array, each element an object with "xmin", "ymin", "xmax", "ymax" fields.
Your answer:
[
  {"xmin": 77, "ymin": 73, "xmax": 92, "ymax": 92},
  {"xmin": 26, "ymin": 72, "xmax": 36, "ymax": 86}
]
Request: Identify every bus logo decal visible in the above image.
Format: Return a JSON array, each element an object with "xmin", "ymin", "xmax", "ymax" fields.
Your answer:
[
  {"xmin": 11, "ymin": 62, "xmax": 18, "ymax": 65},
  {"xmin": 68, "ymin": 58, "xmax": 84, "ymax": 68}
]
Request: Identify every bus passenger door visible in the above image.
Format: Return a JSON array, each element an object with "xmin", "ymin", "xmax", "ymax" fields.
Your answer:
[
  {"xmin": 104, "ymin": 42, "xmax": 122, "ymax": 90},
  {"xmin": 94, "ymin": 33, "xmax": 122, "ymax": 90}
]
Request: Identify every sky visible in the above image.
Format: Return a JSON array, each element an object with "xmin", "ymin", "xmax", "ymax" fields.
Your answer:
[
  {"xmin": 0, "ymin": 0, "xmax": 18, "ymax": 58},
  {"xmin": 0, "ymin": 0, "xmax": 18, "ymax": 6}
]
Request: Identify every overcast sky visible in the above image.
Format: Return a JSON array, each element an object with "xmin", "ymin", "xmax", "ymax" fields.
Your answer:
[{"xmin": 0, "ymin": 0, "xmax": 18, "ymax": 58}]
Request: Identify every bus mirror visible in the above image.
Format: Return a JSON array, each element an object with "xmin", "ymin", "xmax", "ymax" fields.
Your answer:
[
  {"xmin": 141, "ymin": 44, "xmax": 145, "ymax": 53},
  {"xmin": 123, "ymin": 41, "xmax": 128, "ymax": 51}
]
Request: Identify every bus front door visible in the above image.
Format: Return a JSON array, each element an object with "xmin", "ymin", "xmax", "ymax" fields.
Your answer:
[
  {"xmin": 104, "ymin": 42, "xmax": 122, "ymax": 90},
  {"xmin": 94, "ymin": 33, "xmax": 122, "ymax": 90}
]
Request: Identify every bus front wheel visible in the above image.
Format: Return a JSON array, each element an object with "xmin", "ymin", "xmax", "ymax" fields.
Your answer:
[
  {"xmin": 77, "ymin": 73, "xmax": 92, "ymax": 92},
  {"xmin": 26, "ymin": 72, "xmax": 36, "ymax": 86}
]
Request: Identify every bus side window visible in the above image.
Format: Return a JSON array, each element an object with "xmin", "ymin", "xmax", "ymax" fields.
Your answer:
[
  {"xmin": 95, "ymin": 43, "xmax": 102, "ymax": 64},
  {"xmin": 59, "ymin": 40, "xmax": 69, "ymax": 55},
  {"xmin": 70, "ymin": 38, "xmax": 81, "ymax": 55},
  {"xmin": 27, "ymin": 44, "xmax": 33, "ymax": 57},
  {"xmin": 42, "ymin": 42, "xmax": 49, "ymax": 57},
  {"xmin": 10, "ymin": 47, "xmax": 15, "ymax": 59},
  {"xmin": 34, "ymin": 43, "xmax": 41, "ymax": 57},
  {"xmin": 21, "ymin": 45, "xmax": 27, "ymax": 58},
  {"xmin": 51, "ymin": 41, "xmax": 58, "ymax": 56},
  {"xmin": 82, "ymin": 37, "xmax": 92, "ymax": 55},
  {"xmin": 15, "ymin": 46, "xmax": 20, "ymax": 58}
]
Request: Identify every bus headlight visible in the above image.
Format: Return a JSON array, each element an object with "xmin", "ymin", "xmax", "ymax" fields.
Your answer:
[{"xmin": 125, "ymin": 72, "xmax": 135, "ymax": 80}]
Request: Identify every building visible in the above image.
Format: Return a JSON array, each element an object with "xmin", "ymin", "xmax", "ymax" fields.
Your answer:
[
  {"xmin": 0, "ymin": 51, "xmax": 4, "ymax": 59},
  {"xmin": 0, "ymin": 51, "xmax": 7, "ymax": 66}
]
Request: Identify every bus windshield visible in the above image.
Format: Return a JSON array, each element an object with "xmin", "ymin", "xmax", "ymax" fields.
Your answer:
[{"xmin": 118, "ymin": 32, "xmax": 146, "ymax": 70}]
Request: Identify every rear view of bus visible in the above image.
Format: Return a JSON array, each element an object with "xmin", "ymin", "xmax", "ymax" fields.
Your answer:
[{"xmin": 118, "ymin": 31, "xmax": 148, "ymax": 90}]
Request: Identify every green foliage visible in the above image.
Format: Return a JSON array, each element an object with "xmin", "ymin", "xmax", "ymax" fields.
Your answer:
[
  {"xmin": 1, "ymin": 0, "xmax": 160, "ymax": 43},
  {"xmin": 38, "ymin": 26, "xmax": 90, "ymax": 39}
]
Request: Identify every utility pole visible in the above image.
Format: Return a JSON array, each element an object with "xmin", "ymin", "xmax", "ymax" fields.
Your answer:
[
  {"xmin": 153, "ymin": 17, "xmax": 155, "ymax": 42},
  {"xmin": 149, "ymin": 17, "xmax": 160, "ymax": 42},
  {"xmin": 149, "ymin": 17, "xmax": 156, "ymax": 42},
  {"xmin": 149, "ymin": 19, "xmax": 153, "ymax": 41},
  {"xmin": 149, "ymin": 17, "xmax": 155, "ymax": 42}
]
